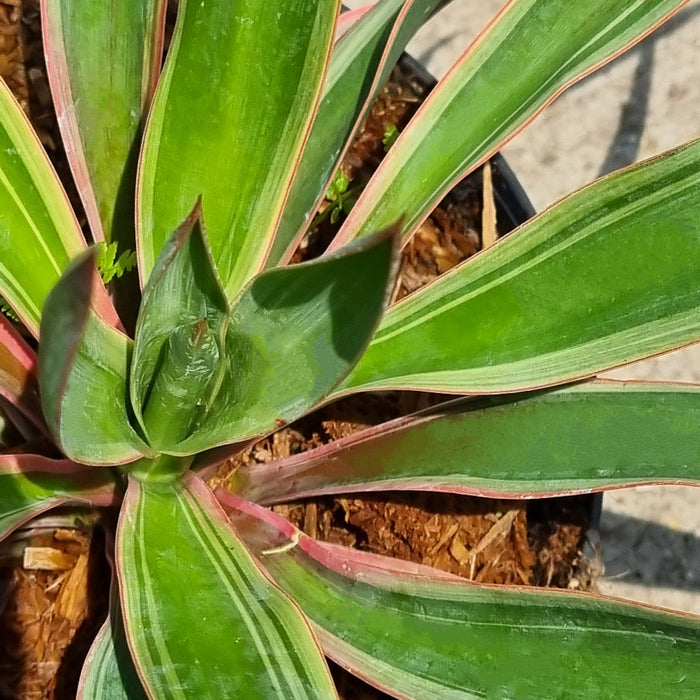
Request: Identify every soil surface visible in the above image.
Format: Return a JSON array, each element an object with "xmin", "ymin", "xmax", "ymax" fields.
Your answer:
[
  {"xmin": 0, "ymin": 3, "xmax": 594, "ymax": 698},
  {"xmin": 0, "ymin": 516, "xmax": 109, "ymax": 700}
]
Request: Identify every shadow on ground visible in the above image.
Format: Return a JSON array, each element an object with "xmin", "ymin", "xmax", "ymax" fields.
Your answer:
[{"xmin": 600, "ymin": 512, "xmax": 700, "ymax": 592}]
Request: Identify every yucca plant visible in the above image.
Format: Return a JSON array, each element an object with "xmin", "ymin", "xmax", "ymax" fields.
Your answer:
[{"xmin": 1, "ymin": 0, "xmax": 699, "ymax": 696}]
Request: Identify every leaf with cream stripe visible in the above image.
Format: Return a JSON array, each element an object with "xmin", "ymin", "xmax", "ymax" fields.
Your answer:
[
  {"xmin": 223, "ymin": 494, "xmax": 700, "ymax": 700},
  {"xmin": 39, "ymin": 252, "xmax": 150, "ymax": 465},
  {"xmin": 137, "ymin": 0, "xmax": 340, "ymax": 297},
  {"xmin": 0, "ymin": 78, "xmax": 86, "ymax": 336},
  {"xmin": 78, "ymin": 577, "xmax": 147, "ymax": 699},
  {"xmin": 42, "ymin": 0, "xmax": 166, "ymax": 247},
  {"xmin": 237, "ymin": 381, "xmax": 700, "ymax": 504},
  {"xmin": 0, "ymin": 455, "xmax": 119, "ymax": 542},
  {"xmin": 338, "ymin": 139, "xmax": 700, "ymax": 395},
  {"xmin": 116, "ymin": 472, "xmax": 336, "ymax": 698},
  {"xmin": 330, "ymin": 0, "xmax": 689, "ymax": 249},
  {"xmin": 269, "ymin": 0, "xmax": 451, "ymax": 265},
  {"xmin": 0, "ymin": 315, "xmax": 44, "ymax": 431}
]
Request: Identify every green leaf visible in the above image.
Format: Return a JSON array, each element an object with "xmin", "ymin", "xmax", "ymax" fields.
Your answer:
[
  {"xmin": 339, "ymin": 139, "xmax": 700, "ymax": 394},
  {"xmin": 225, "ymin": 495, "xmax": 700, "ymax": 700},
  {"xmin": 78, "ymin": 583, "xmax": 147, "ymax": 699},
  {"xmin": 137, "ymin": 0, "xmax": 339, "ymax": 297},
  {"xmin": 173, "ymin": 226, "xmax": 399, "ymax": 455},
  {"xmin": 268, "ymin": 0, "xmax": 451, "ymax": 266},
  {"xmin": 129, "ymin": 206, "xmax": 228, "ymax": 450},
  {"xmin": 0, "ymin": 78, "xmax": 86, "ymax": 336},
  {"xmin": 42, "ymin": 0, "xmax": 166, "ymax": 247},
  {"xmin": 238, "ymin": 381, "xmax": 700, "ymax": 503},
  {"xmin": 335, "ymin": 5, "xmax": 373, "ymax": 40},
  {"xmin": 39, "ymin": 252, "xmax": 150, "ymax": 464},
  {"xmin": 116, "ymin": 472, "xmax": 335, "ymax": 698},
  {"xmin": 0, "ymin": 455, "xmax": 118, "ymax": 542},
  {"xmin": 331, "ymin": 0, "xmax": 688, "ymax": 248}
]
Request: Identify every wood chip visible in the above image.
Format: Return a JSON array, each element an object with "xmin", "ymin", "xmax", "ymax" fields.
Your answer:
[
  {"xmin": 303, "ymin": 502, "xmax": 319, "ymax": 540},
  {"xmin": 468, "ymin": 509, "xmax": 520, "ymax": 567},
  {"xmin": 475, "ymin": 552, "xmax": 503, "ymax": 582},
  {"xmin": 481, "ymin": 160, "xmax": 498, "ymax": 249},
  {"xmin": 22, "ymin": 547, "xmax": 75, "ymax": 571},
  {"xmin": 448, "ymin": 534, "xmax": 471, "ymax": 565},
  {"xmin": 53, "ymin": 528, "xmax": 88, "ymax": 545},
  {"xmin": 428, "ymin": 521, "xmax": 459, "ymax": 556},
  {"xmin": 512, "ymin": 509, "xmax": 536, "ymax": 570},
  {"xmin": 54, "ymin": 554, "xmax": 88, "ymax": 626}
]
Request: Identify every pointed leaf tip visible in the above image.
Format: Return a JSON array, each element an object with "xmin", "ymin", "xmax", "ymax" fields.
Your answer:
[
  {"xmin": 137, "ymin": 0, "xmax": 340, "ymax": 298},
  {"xmin": 130, "ymin": 204, "xmax": 229, "ymax": 451},
  {"xmin": 172, "ymin": 222, "xmax": 401, "ymax": 454}
]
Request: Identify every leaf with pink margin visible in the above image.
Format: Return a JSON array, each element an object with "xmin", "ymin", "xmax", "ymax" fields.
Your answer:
[
  {"xmin": 269, "ymin": 0, "xmax": 452, "ymax": 267},
  {"xmin": 221, "ymin": 493, "xmax": 700, "ymax": 700},
  {"xmin": 0, "ymin": 455, "xmax": 120, "ymax": 542},
  {"xmin": 128, "ymin": 204, "xmax": 228, "ymax": 450},
  {"xmin": 338, "ymin": 139, "xmax": 700, "ymax": 395},
  {"xmin": 171, "ymin": 225, "xmax": 399, "ymax": 455},
  {"xmin": 335, "ymin": 4, "xmax": 374, "ymax": 40},
  {"xmin": 236, "ymin": 381, "xmax": 700, "ymax": 504},
  {"xmin": 0, "ymin": 81, "xmax": 85, "ymax": 337},
  {"xmin": 116, "ymin": 472, "xmax": 336, "ymax": 698},
  {"xmin": 329, "ymin": 0, "xmax": 690, "ymax": 250},
  {"xmin": 42, "ymin": 0, "xmax": 166, "ymax": 247},
  {"xmin": 78, "ymin": 570, "xmax": 147, "ymax": 699},
  {"xmin": 39, "ymin": 251, "xmax": 151, "ymax": 465},
  {"xmin": 0, "ymin": 315, "xmax": 45, "ymax": 432},
  {"xmin": 137, "ymin": 0, "xmax": 340, "ymax": 298}
]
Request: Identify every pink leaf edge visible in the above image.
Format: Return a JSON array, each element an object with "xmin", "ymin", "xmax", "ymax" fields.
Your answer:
[
  {"xmin": 217, "ymin": 489, "xmax": 462, "ymax": 584},
  {"xmin": 216, "ymin": 488, "xmax": 700, "ymax": 624},
  {"xmin": 336, "ymin": 3, "xmax": 375, "ymax": 41},
  {"xmin": 0, "ymin": 314, "xmax": 46, "ymax": 430}
]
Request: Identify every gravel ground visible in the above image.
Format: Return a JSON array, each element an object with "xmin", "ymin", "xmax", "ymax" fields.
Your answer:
[{"xmin": 348, "ymin": 0, "xmax": 700, "ymax": 615}]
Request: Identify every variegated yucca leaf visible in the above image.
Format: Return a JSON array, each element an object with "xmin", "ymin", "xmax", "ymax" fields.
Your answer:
[
  {"xmin": 137, "ymin": 0, "xmax": 340, "ymax": 297},
  {"xmin": 42, "ymin": 0, "xmax": 166, "ymax": 247},
  {"xmin": 331, "ymin": 0, "xmax": 691, "ymax": 248},
  {"xmin": 237, "ymin": 381, "xmax": 700, "ymax": 503},
  {"xmin": 222, "ymin": 494, "xmax": 700, "ymax": 699},
  {"xmin": 269, "ymin": 0, "xmax": 452, "ymax": 266},
  {"xmin": 38, "ymin": 252, "xmax": 150, "ymax": 465},
  {"xmin": 0, "ymin": 455, "xmax": 118, "ymax": 542},
  {"xmin": 339, "ymin": 139, "xmax": 700, "ymax": 395},
  {"xmin": 0, "ymin": 315, "xmax": 44, "ymax": 431},
  {"xmin": 116, "ymin": 472, "xmax": 336, "ymax": 698},
  {"xmin": 0, "ymin": 78, "xmax": 86, "ymax": 337},
  {"xmin": 129, "ymin": 207, "xmax": 398, "ymax": 456}
]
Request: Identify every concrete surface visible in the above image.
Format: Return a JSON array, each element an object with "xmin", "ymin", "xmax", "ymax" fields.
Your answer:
[{"xmin": 348, "ymin": 0, "xmax": 700, "ymax": 615}]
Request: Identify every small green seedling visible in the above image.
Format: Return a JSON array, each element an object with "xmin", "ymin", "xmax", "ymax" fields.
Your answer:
[
  {"xmin": 382, "ymin": 122, "xmax": 400, "ymax": 151},
  {"xmin": 95, "ymin": 242, "xmax": 138, "ymax": 284}
]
